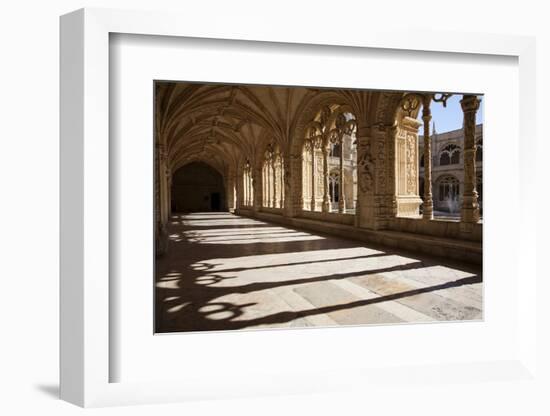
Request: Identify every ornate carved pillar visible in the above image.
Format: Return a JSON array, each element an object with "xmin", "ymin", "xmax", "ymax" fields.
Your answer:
[
  {"xmin": 236, "ymin": 170, "xmax": 244, "ymax": 209},
  {"xmin": 243, "ymin": 171, "xmax": 247, "ymax": 206},
  {"xmin": 338, "ymin": 136, "xmax": 346, "ymax": 213},
  {"xmin": 272, "ymin": 157, "xmax": 278, "ymax": 208},
  {"xmin": 248, "ymin": 169, "xmax": 252, "ymax": 207},
  {"xmin": 249, "ymin": 171, "xmax": 253, "ymax": 206},
  {"xmin": 279, "ymin": 158, "xmax": 284, "ymax": 208},
  {"xmin": 264, "ymin": 161, "xmax": 271, "ymax": 207},
  {"xmin": 253, "ymin": 165, "xmax": 262, "ymax": 212},
  {"xmin": 310, "ymin": 140, "xmax": 316, "ymax": 211},
  {"xmin": 166, "ymin": 170, "xmax": 172, "ymax": 217},
  {"xmin": 283, "ymin": 154, "xmax": 299, "ymax": 218},
  {"xmin": 155, "ymin": 144, "xmax": 160, "ymax": 226},
  {"xmin": 355, "ymin": 125, "xmax": 375, "ymax": 228},
  {"xmin": 227, "ymin": 173, "xmax": 236, "ymax": 211},
  {"xmin": 460, "ymin": 94, "xmax": 481, "ymax": 228},
  {"xmin": 394, "ymin": 117, "xmax": 422, "ymax": 217},
  {"xmin": 422, "ymin": 96, "xmax": 434, "ymax": 220},
  {"xmin": 155, "ymin": 142, "xmax": 168, "ymax": 256},
  {"xmin": 388, "ymin": 124, "xmax": 399, "ymax": 217},
  {"xmin": 322, "ymin": 142, "xmax": 330, "ymax": 213},
  {"xmin": 157, "ymin": 144, "xmax": 169, "ymax": 224},
  {"xmin": 260, "ymin": 165, "xmax": 264, "ymax": 206},
  {"xmin": 299, "ymin": 153, "xmax": 305, "ymax": 209}
]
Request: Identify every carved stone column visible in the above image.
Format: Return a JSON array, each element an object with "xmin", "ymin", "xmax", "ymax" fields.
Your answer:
[
  {"xmin": 299, "ymin": 153, "xmax": 305, "ymax": 209},
  {"xmin": 246, "ymin": 171, "xmax": 250, "ymax": 207},
  {"xmin": 245, "ymin": 174, "xmax": 248, "ymax": 206},
  {"xmin": 355, "ymin": 125, "xmax": 375, "ymax": 228},
  {"xmin": 421, "ymin": 96, "xmax": 434, "ymax": 219},
  {"xmin": 279, "ymin": 158, "xmax": 284, "ymax": 208},
  {"xmin": 322, "ymin": 143, "xmax": 330, "ymax": 213},
  {"xmin": 157, "ymin": 144, "xmax": 171, "ymax": 225},
  {"xmin": 166, "ymin": 171, "xmax": 172, "ymax": 217},
  {"xmin": 394, "ymin": 117, "xmax": 423, "ymax": 217},
  {"xmin": 264, "ymin": 162, "xmax": 271, "ymax": 207},
  {"xmin": 338, "ymin": 136, "xmax": 346, "ymax": 213},
  {"xmin": 155, "ymin": 143, "xmax": 168, "ymax": 256},
  {"xmin": 460, "ymin": 95, "xmax": 481, "ymax": 228},
  {"xmin": 283, "ymin": 154, "xmax": 299, "ymax": 218},
  {"xmin": 236, "ymin": 170, "xmax": 244, "ymax": 210},
  {"xmin": 272, "ymin": 158, "xmax": 278, "ymax": 208},
  {"xmin": 310, "ymin": 140, "xmax": 316, "ymax": 211},
  {"xmin": 227, "ymin": 173, "xmax": 236, "ymax": 211},
  {"xmin": 249, "ymin": 171, "xmax": 253, "ymax": 206},
  {"xmin": 253, "ymin": 165, "xmax": 262, "ymax": 212}
]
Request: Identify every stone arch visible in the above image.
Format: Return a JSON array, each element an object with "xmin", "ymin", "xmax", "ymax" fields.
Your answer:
[
  {"xmin": 439, "ymin": 144, "xmax": 461, "ymax": 166},
  {"xmin": 290, "ymin": 92, "xmax": 357, "ymax": 158},
  {"xmin": 288, "ymin": 92, "xmax": 357, "ymax": 215}
]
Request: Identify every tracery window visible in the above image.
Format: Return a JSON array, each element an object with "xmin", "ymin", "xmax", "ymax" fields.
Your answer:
[
  {"xmin": 437, "ymin": 175, "xmax": 460, "ymax": 203},
  {"xmin": 301, "ymin": 105, "xmax": 357, "ymax": 214},
  {"xmin": 439, "ymin": 144, "xmax": 461, "ymax": 166}
]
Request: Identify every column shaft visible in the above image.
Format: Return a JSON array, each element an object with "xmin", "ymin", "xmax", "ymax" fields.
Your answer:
[
  {"xmin": 422, "ymin": 96, "xmax": 434, "ymax": 219},
  {"xmin": 310, "ymin": 141, "xmax": 316, "ymax": 211},
  {"xmin": 322, "ymin": 145, "xmax": 330, "ymax": 213},
  {"xmin": 460, "ymin": 94, "xmax": 481, "ymax": 226},
  {"xmin": 338, "ymin": 137, "xmax": 346, "ymax": 213},
  {"xmin": 272, "ymin": 159, "xmax": 278, "ymax": 208},
  {"xmin": 266, "ymin": 163, "xmax": 271, "ymax": 207}
]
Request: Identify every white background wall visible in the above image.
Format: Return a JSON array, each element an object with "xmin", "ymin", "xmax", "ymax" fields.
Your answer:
[{"xmin": 0, "ymin": 1, "xmax": 548, "ymax": 415}]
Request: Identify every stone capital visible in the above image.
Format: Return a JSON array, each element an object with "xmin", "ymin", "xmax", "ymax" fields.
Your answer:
[
  {"xmin": 460, "ymin": 95, "xmax": 481, "ymax": 113},
  {"xmin": 401, "ymin": 116, "xmax": 422, "ymax": 132}
]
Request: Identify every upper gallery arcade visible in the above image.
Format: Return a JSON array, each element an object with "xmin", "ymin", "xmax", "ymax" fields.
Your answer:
[{"xmin": 155, "ymin": 82, "xmax": 482, "ymax": 263}]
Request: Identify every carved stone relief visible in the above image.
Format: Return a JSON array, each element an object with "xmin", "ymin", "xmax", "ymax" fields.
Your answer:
[
  {"xmin": 357, "ymin": 137, "xmax": 375, "ymax": 194},
  {"xmin": 406, "ymin": 132, "xmax": 417, "ymax": 195}
]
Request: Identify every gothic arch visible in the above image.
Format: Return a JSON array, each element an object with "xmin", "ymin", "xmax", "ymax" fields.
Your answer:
[{"xmin": 288, "ymin": 92, "xmax": 357, "ymax": 214}]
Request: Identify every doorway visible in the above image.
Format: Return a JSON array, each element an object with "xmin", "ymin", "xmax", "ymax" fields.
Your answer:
[{"xmin": 210, "ymin": 192, "xmax": 221, "ymax": 211}]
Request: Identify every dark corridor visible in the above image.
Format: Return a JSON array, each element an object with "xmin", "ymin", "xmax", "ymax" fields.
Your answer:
[{"xmin": 171, "ymin": 162, "xmax": 226, "ymax": 212}]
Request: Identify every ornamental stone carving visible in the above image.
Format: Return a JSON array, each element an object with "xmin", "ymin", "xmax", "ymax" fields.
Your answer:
[
  {"xmin": 406, "ymin": 133, "xmax": 417, "ymax": 195},
  {"xmin": 358, "ymin": 138, "xmax": 375, "ymax": 193}
]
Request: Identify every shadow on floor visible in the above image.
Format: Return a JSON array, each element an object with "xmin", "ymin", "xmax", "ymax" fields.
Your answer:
[{"xmin": 156, "ymin": 212, "xmax": 482, "ymax": 333}]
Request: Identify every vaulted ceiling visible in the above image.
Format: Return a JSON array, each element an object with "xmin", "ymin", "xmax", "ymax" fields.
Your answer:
[{"xmin": 155, "ymin": 82, "xmax": 406, "ymax": 177}]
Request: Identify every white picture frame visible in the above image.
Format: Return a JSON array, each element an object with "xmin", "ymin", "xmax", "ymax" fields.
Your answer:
[{"xmin": 60, "ymin": 7, "xmax": 539, "ymax": 408}]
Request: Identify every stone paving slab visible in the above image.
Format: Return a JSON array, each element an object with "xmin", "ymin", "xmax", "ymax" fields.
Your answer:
[
  {"xmin": 155, "ymin": 212, "xmax": 483, "ymax": 333},
  {"xmin": 292, "ymin": 282, "xmax": 403, "ymax": 325}
]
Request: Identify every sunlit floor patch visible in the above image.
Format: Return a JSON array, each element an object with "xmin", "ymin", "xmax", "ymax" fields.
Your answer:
[{"xmin": 155, "ymin": 212, "xmax": 482, "ymax": 332}]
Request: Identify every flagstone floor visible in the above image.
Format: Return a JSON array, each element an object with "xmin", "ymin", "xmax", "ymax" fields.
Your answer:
[{"xmin": 155, "ymin": 212, "xmax": 482, "ymax": 333}]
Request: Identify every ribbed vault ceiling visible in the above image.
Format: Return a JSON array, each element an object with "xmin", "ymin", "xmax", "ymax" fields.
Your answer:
[{"xmin": 155, "ymin": 82, "xmax": 406, "ymax": 176}]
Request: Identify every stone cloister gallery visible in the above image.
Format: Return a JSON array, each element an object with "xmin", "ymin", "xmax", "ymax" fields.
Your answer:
[{"xmin": 155, "ymin": 82, "xmax": 483, "ymax": 333}]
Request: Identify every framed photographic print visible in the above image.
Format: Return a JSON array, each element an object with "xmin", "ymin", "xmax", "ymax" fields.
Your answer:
[
  {"xmin": 152, "ymin": 79, "xmax": 484, "ymax": 335},
  {"xmin": 60, "ymin": 7, "xmax": 539, "ymax": 408}
]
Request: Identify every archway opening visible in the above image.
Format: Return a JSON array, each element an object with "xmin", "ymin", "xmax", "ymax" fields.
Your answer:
[
  {"xmin": 171, "ymin": 162, "xmax": 226, "ymax": 213},
  {"xmin": 301, "ymin": 105, "xmax": 357, "ymax": 214}
]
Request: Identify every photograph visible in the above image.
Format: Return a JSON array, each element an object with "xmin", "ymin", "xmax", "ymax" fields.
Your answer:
[
  {"xmin": 2, "ymin": 0, "xmax": 542, "ymax": 413},
  {"xmin": 154, "ymin": 81, "xmax": 483, "ymax": 333}
]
